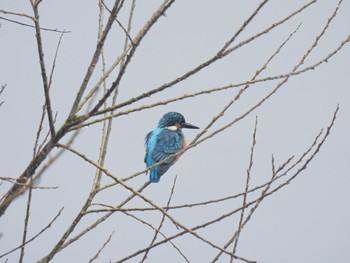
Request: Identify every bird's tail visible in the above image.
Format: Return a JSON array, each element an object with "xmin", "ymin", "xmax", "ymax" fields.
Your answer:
[{"xmin": 150, "ymin": 168, "xmax": 160, "ymax": 183}]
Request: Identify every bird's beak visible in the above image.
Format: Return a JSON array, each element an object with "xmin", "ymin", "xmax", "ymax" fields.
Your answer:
[{"xmin": 182, "ymin": 122, "xmax": 199, "ymax": 129}]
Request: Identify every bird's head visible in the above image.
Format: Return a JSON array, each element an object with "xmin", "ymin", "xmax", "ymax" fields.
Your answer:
[{"xmin": 158, "ymin": 112, "xmax": 199, "ymax": 130}]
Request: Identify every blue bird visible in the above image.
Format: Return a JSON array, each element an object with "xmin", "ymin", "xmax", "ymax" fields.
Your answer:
[{"xmin": 145, "ymin": 112, "xmax": 199, "ymax": 183}]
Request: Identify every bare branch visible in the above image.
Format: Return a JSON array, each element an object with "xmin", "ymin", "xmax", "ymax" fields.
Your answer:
[
  {"xmin": 0, "ymin": 16, "xmax": 70, "ymax": 33},
  {"xmin": 89, "ymin": 0, "xmax": 315, "ymax": 118},
  {"xmin": 0, "ymin": 208, "xmax": 64, "ymax": 259},
  {"xmin": 72, "ymin": 29, "xmax": 350, "ymax": 131},
  {"xmin": 0, "ymin": 177, "xmax": 58, "ymax": 189},
  {"xmin": 60, "ymin": 182, "xmax": 150, "ymax": 252},
  {"xmin": 101, "ymin": 0, "xmax": 134, "ymax": 45},
  {"xmin": 33, "ymin": 104, "xmax": 47, "ymax": 156},
  {"xmin": 1, "ymin": 1, "xmax": 347, "ymax": 262},
  {"xmin": 233, "ymin": 118, "xmax": 258, "ymax": 254},
  {"xmin": 141, "ymin": 176, "xmax": 189, "ymax": 262},
  {"xmin": 189, "ymin": 23, "xmax": 301, "ymax": 160},
  {"xmin": 0, "ymin": 84, "xmax": 6, "ymax": 107},
  {"xmin": 19, "ymin": 178, "xmax": 33, "ymax": 263},
  {"xmin": 74, "ymin": 0, "xmax": 172, "ymax": 114},
  {"xmin": 67, "ymin": 0, "xmax": 126, "ymax": 118},
  {"xmin": 67, "ymin": 104, "xmax": 337, "ymax": 263},
  {"xmin": 30, "ymin": 2, "xmax": 56, "ymax": 138},
  {"xmin": 0, "ymin": 9, "xmax": 35, "ymax": 20},
  {"xmin": 84, "ymin": 0, "xmax": 175, "ymax": 118},
  {"xmin": 119, "ymin": 105, "xmax": 338, "ymax": 262},
  {"xmin": 48, "ymin": 32, "xmax": 65, "ymax": 90},
  {"xmin": 56, "ymin": 144, "xmax": 239, "ymax": 259},
  {"xmin": 88, "ymin": 232, "xmax": 115, "ymax": 263},
  {"xmin": 121, "ymin": 210, "xmax": 190, "ymax": 263}
]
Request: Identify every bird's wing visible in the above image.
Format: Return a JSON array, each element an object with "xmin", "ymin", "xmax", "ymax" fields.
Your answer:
[
  {"xmin": 152, "ymin": 129, "xmax": 183, "ymax": 164},
  {"xmin": 144, "ymin": 131, "xmax": 153, "ymax": 163}
]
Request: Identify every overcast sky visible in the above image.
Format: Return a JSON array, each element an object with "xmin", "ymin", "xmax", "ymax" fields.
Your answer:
[{"xmin": 1, "ymin": 1, "xmax": 349, "ymax": 262}]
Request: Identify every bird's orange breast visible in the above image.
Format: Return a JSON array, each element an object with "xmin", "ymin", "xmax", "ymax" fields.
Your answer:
[{"xmin": 175, "ymin": 139, "xmax": 187, "ymax": 162}]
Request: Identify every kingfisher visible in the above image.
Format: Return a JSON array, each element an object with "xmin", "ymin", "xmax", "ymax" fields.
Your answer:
[{"xmin": 145, "ymin": 112, "xmax": 199, "ymax": 183}]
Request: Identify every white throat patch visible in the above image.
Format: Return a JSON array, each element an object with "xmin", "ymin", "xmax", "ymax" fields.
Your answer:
[{"xmin": 165, "ymin": 126, "xmax": 178, "ymax": 131}]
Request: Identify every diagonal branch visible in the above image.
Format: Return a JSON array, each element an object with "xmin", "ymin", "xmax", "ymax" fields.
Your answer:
[
  {"xmin": 0, "ymin": 208, "xmax": 64, "ymax": 259},
  {"xmin": 30, "ymin": 1, "xmax": 56, "ymax": 138},
  {"xmin": 85, "ymin": 0, "xmax": 175, "ymax": 118},
  {"xmin": 122, "ymin": 209, "xmax": 190, "ymax": 263},
  {"xmin": 0, "ymin": 15, "xmax": 70, "ymax": 33},
  {"xmin": 69, "ymin": 105, "xmax": 337, "ymax": 263},
  {"xmin": 91, "ymin": 0, "xmax": 315, "ymax": 117},
  {"xmin": 233, "ymin": 118, "xmax": 258, "ymax": 254},
  {"xmin": 119, "ymin": 106, "xmax": 338, "ymax": 262},
  {"xmin": 141, "ymin": 176, "xmax": 187, "ymax": 262},
  {"xmin": 56, "ymin": 144, "xmax": 239, "ymax": 259},
  {"xmin": 88, "ymin": 232, "xmax": 115, "ymax": 263},
  {"xmin": 0, "ymin": 9, "xmax": 35, "ymax": 20},
  {"xmin": 0, "ymin": 84, "xmax": 6, "ymax": 107},
  {"xmin": 19, "ymin": 178, "xmax": 33, "ymax": 263},
  {"xmin": 67, "ymin": 0, "xmax": 124, "ymax": 118}
]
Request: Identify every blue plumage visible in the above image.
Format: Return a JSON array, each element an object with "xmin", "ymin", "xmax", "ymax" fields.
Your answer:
[{"xmin": 145, "ymin": 112, "xmax": 199, "ymax": 183}]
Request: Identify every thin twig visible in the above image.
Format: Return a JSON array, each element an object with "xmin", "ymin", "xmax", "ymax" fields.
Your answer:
[
  {"xmin": 141, "ymin": 176, "xmax": 189, "ymax": 262},
  {"xmin": 60, "ymin": 182, "xmax": 150, "ymax": 252},
  {"xmin": 0, "ymin": 177, "xmax": 58, "ymax": 189},
  {"xmin": 101, "ymin": 0, "xmax": 134, "ymax": 45},
  {"xmin": 75, "ymin": 0, "xmax": 169, "ymax": 113},
  {"xmin": 0, "ymin": 9, "xmax": 35, "ymax": 20},
  {"xmin": 63, "ymin": 4, "xmax": 139, "ymax": 261},
  {"xmin": 48, "ymin": 32, "xmax": 65, "ymax": 90},
  {"xmin": 36, "ymin": 112, "xmax": 58, "ymax": 155},
  {"xmin": 67, "ymin": 0, "xmax": 126, "ymax": 118},
  {"xmin": 0, "ymin": 84, "xmax": 6, "ymax": 107},
  {"xmin": 121, "ymin": 209, "xmax": 190, "ymax": 263},
  {"xmin": 30, "ymin": 2, "xmax": 56, "ymax": 138},
  {"xmin": 89, "ymin": 107, "xmax": 338, "ymax": 262},
  {"xmin": 91, "ymin": 25, "xmax": 311, "ymax": 188},
  {"xmin": 33, "ymin": 104, "xmax": 47, "ymax": 156},
  {"xmin": 0, "ymin": 207, "xmax": 64, "ymax": 258},
  {"xmin": 0, "ymin": 16, "xmax": 70, "ymax": 33},
  {"xmin": 19, "ymin": 178, "xmax": 33, "ymax": 263},
  {"xmin": 56, "ymin": 144, "xmax": 239, "ymax": 259},
  {"xmin": 71, "ymin": 113, "xmax": 335, "ymax": 263},
  {"xmin": 118, "ymin": 106, "xmax": 338, "ymax": 262},
  {"xmin": 233, "ymin": 118, "xmax": 258, "ymax": 253},
  {"xmin": 92, "ymin": 0, "xmax": 136, "ymax": 191},
  {"xmin": 86, "ymin": 0, "xmax": 315, "ymax": 119},
  {"xmin": 71, "ymin": 28, "xmax": 350, "ymax": 130},
  {"xmin": 88, "ymin": 232, "xmax": 115, "ymax": 263},
  {"xmin": 182, "ymin": 10, "xmax": 346, "ymax": 172},
  {"xmin": 222, "ymin": 105, "xmax": 339, "ymax": 262},
  {"xmin": 88, "ymin": 134, "xmax": 329, "ymax": 217},
  {"xmin": 191, "ymin": 22, "xmax": 301, "ymax": 164},
  {"xmin": 88, "ymin": 0, "xmax": 112, "ymax": 201},
  {"xmin": 85, "ymin": 0, "xmax": 175, "ymax": 119},
  {"xmin": 263, "ymin": 105, "xmax": 339, "ymax": 201}
]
